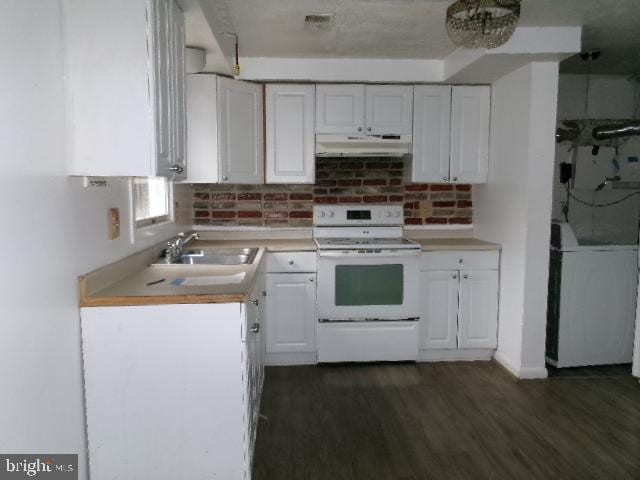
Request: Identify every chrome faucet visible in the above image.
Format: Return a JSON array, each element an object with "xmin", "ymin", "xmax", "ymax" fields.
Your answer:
[{"xmin": 163, "ymin": 232, "xmax": 199, "ymax": 262}]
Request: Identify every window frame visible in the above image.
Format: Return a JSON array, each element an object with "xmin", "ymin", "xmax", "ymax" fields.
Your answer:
[{"xmin": 132, "ymin": 177, "xmax": 174, "ymax": 230}]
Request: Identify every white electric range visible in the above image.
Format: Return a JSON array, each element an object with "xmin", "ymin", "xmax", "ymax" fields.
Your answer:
[{"xmin": 313, "ymin": 205, "xmax": 421, "ymax": 363}]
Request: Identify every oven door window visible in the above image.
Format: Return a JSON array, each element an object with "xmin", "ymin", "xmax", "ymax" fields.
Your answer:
[{"xmin": 335, "ymin": 264, "xmax": 404, "ymax": 306}]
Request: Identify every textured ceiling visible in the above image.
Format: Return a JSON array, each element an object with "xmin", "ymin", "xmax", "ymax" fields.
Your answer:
[{"xmin": 196, "ymin": 0, "xmax": 640, "ymax": 73}]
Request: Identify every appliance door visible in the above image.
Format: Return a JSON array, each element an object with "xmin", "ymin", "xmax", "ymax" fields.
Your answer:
[{"xmin": 317, "ymin": 251, "xmax": 420, "ymax": 321}]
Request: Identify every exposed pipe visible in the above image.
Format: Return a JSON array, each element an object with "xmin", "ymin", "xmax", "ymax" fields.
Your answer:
[{"xmin": 592, "ymin": 122, "xmax": 640, "ymax": 140}]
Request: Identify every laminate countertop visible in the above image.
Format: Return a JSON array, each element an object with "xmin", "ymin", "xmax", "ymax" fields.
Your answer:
[
  {"xmin": 79, "ymin": 236, "xmax": 499, "ymax": 308},
  {"xmin": 79, "ymin": 239, "xmax": 317, "ymax": 308}
]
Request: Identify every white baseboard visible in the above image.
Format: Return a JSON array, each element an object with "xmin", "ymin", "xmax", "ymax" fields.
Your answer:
[
  {"xmin": 518, "ymin": 366, "xmax": 548, "ymax": 379},
  {"xmin": 494, "ymin": 351, "xmax": 548, "ymax": 379},
  {"xmin": 417, "ymin": 349, "xmax": 493, "ymax": 362},
  {"xmin": 265, "ymin": 352, "xmax": 317, "ymax": 366}
]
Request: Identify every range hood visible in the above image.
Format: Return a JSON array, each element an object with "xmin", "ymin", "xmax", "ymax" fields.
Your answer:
[{"xmin": 315, "ymin": 134, "xmax": 412, "ymax": 157}]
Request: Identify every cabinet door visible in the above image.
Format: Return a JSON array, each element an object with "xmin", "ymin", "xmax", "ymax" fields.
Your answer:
[
  {"xmin": 316, "ymin": 84, "xmax": 365, "ymax": 134},
  {"xmin": 450, "ymin": 86, "xmax": 490, "ymax": 184},
  {"xmin": 419, "ymin": 271, "xmax": 459, "ymax": 350},
  {"xmin": 412, "ymin": 85, "xmax": 451, "ymax": 183},
  {"xmin": 167, "ymin": 0, "xmax": 186, "ymax": 180},
  {"xmin": 218, "ymin": 77, "xmax": 264, "ymax": 184},
  {"xmin": 458, "ymin": 270, "xmax": 498, "ymax": 349},
  {"xmin": 266, "ymin": 273, "xmax": 317, "ymax": 353},
  {"xmin": 152, "ymin": 0, "xmax": 172, "ymax": 177},
  {"xmin": 185, "ymin": 75, "xmax": 219, "ymax": 182},
  {"xmin": 365, "ymin": 85, "xmax": 413, "ymax": 134},
  {"xmin": 266, "ymin": 84, "xmax": 315, "ymax": 183}
]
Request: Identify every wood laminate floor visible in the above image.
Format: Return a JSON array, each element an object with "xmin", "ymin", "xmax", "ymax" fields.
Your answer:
[{"xmin": 252, "ymin": 361, "xmax": 640, "ymax": 480}]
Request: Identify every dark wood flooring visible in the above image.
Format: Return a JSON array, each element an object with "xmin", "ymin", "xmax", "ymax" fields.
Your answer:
[{"xmin": 252, "ymin": 361, "xmax": 640, "ymax": 480}]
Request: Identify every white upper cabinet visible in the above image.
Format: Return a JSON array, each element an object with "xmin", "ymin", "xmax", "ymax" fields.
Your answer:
[
  {"xmin": 365, "ymin": 85, "xmax": 413, "ymax": 135},
  {"xmin": 410, "ymin": 85, "xmax": 490, "ymax": 184},
  {"xmin": 218, "ymin": 77, "xmax": 264, "ymax": 184},
  {"xmin": 64, "ymin": 0, "xmax": 186, "ymax": 179},
  {"xmin": 411, "ymin": 85, "xmax": 452, "ymax": 183},
  {"xmin": 316, "ymin": 84, "xmax": 365, "ymax": 133},
  {"xmin": 186, "ymin": 75, "xmax": 263, "ymax": 184},
  {"xmin": 450, "ymin": 86, "xmax": 490, "ymax": 184},
  {"xmin": 316, "ymin": 84, "xmax": 412, "ymax": 134},
  {"xmin": 266, "ymin": 84, "xmax": 315, "ymax": 183}
]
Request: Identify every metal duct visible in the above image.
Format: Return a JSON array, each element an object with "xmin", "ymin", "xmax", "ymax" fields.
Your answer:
[{"xmin": 592, "ymin": 122, "xmax": 640, "ymax": 140}]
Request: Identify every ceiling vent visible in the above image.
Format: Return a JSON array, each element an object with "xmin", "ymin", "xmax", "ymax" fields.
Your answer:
[{"xmin": 304, "ymin": 14, "xmax": 336, "ymax": 31}]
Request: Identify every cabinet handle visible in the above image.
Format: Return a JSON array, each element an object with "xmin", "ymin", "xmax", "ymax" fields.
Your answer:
[
  {"xmin": 357, "ymin": 127, "xmax": 363, "ymax": 132},
  {"xmin": 452, "ymin": 274, "xmax": 457, "ymax": 279},
  {"xmin": 222, "ymin": 175, "xmax": 228, "ymax": 181},
  {"xmin": 309, "ymin": 277, "xmax": 315, "ymax": 282},
  {"xmin": 463, "ymin": 274, "xmax": 469, "ymax": 279},
  {"xmin": 458, "ymin": 258, "xmax": 463, "ymax": 264},
  {"xmin": 367, "ymin": 127, "xmax": 372, "ymax": 132},
  {"xmin": 453, "ymin": 176, "xmax": 458, "ymax": 181},
  {"xmin": 288, "ymin": 260, "xmax": 294, "ymax": 265},
  {"xmin": 251, "ymin": 299, "xmax": 259, "ymax": 306},
  {"xmin": 169, "ymin": 165, "xmax": 183, "ymax": 174},
  {"xmin": 250, "ymin": 323, "xmax": 260, "ymax": 333},
  {"xmin": 442, "ymin": 176, "xmax": 448, "ymax": 181},
  {"xmin": 262, "ymin": 290, "xmax": 267, "ymax": 297}
]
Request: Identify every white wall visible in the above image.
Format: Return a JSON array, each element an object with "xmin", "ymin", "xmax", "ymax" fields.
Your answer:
[
  {"xmin": 474, "ymin": 62, "xmax": 559, "ymax": 378},
  {"xmin": 0, "ymin": 2, "xmax": 190, "ymax": 477}
]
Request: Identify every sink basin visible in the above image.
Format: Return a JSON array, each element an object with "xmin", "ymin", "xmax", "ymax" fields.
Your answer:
[{"xmin": 153, "ymin": 248, "xmax": 259, "ymax": 266}]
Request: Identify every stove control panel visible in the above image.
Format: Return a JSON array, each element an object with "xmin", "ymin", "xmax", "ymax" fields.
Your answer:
[{"xmin": 313, "ymin": 205, "xmax": 403, "ymax": 226}]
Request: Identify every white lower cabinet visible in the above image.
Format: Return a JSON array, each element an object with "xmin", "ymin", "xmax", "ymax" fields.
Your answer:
[
  {"xmin": 265, "ymin": 252, "xmax": 318, "ymax": 365},
  {"xmin": 418, "ymin": 251, "xmax": 499, "ymax": 361},
  {"xmin": 81, "ymin": 287, "xmax": 265, "ymax": 479}
]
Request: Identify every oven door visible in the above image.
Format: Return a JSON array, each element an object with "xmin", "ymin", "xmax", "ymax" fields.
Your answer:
[{"xmin": 317, "ymin": 250, "xmax": 420, "ymax": 321}]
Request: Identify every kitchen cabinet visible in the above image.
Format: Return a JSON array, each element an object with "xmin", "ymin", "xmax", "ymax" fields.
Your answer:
[
  {"xmin": 64, "ymin": 0, "xmax": 186, "ymax": 179},
  {"xmin": 80, "ymin": 285, "xmax": 265, "ymax": 479},
  {"xmin": 186, "ymin": 74, "xmax": 264, "ymax": 184},
  {"xmin": 265, "ymin": 252, "xmax": 318, "ymax": 365},
  {"xmin": 410, "ymin": 85, "xmax": 489, "ymax": 184},
  {"xmin": 450, "ymin": 86, "xmax": 490, "ymax": 184},
  {"xmin": 265, "ymin": 84, "xmax": 315, "ymax": 183},
  {"xmin": 316, "ymin": 84, "xmax": 412, "ymax": 134},
  {"xmin": 418, "ymin": 250, "xmax": 499, "ymax": 361}
]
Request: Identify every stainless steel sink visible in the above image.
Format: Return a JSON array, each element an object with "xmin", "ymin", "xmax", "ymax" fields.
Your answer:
[{"xmin": 153, "ymin": 248, "xmax": 259, "ymax": 266}]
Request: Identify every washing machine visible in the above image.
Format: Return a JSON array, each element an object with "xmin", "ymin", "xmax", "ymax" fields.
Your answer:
[{"xmin": 546, "ymin": 222, "xmax": 638, "ymax": 367}]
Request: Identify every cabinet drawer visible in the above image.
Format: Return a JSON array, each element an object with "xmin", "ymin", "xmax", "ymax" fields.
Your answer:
[
  {"xmin": 267, "ymin": 252, "xmax": 317, "ymax": 273},
  {"xmin": 420, "ymin": 251, "xmax": 499, "ymax": 271}
]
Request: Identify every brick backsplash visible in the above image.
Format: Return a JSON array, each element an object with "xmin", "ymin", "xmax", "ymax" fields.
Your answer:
[{"xmin": 192, "ymin": 157, "xmax": 473, "ymax": 227}]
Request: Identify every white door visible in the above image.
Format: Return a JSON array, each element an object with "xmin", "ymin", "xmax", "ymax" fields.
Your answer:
[
  {"xmin": 152, "ymin": 0, "xmax": 172, "ymax": 176},
  {"xmin": 412, "ymin": 85, "xmax": 452, "ymax": 183},
  {"xmin": 185, "ymin": 75, "xmax": 219, "ymax": 183},
  {"xmin": 365, "ymin": 85, "xmax": 413, "ymax": 135},
  {"xmin": 316, "ymin": 84, "xmax": 365, "ymax": 134},
  {"xmin": 167, "ymin": 0, "xmax": 186, "ymax": 179},
  {"xmin": 419, "ymin": 270, "xmax": 459, "ymax": 350},
  {"xmin": 266, "ymin": 84, "xmax": 315, "ymax": 183},
  {"xmin": 458, "ymin": 269, "xmax": 498, "ymax": 349},
  {"xmin": 450, "ymin": 86, "xmax": 490, "ymax": 184},
  {"xmin": 265, "ymin": 273, "xmax": 317, "ymax": 354},
  {"xmin": 217, "ymin": 77, "xmax": 264, "ymax": 184}
]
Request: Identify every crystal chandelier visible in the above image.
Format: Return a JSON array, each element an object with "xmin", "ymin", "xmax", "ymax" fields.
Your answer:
[{"xmin": 446, "ymin": 0, "xmax": 521, "ymax": 49}]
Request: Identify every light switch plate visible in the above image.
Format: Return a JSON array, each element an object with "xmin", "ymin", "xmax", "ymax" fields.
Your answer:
[{"xmin": 108, "ymin": 208, "xmax": 120, "ymax": 240}]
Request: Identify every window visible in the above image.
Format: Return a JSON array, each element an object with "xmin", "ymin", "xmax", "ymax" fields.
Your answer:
[{"xmin": 133, "ymin": 177, "xmax": 171, "ymax": 228}]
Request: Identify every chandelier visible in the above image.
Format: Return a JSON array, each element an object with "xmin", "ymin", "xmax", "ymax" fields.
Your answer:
[{"xmin": 446, "ymin": 0, "xmax": 521, "ymax": 49}]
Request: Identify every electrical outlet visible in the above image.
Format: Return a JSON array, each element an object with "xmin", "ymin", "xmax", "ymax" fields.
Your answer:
[{"xmin": 108, "ymin": 208, "xmax": 120, "ymax": 240}]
